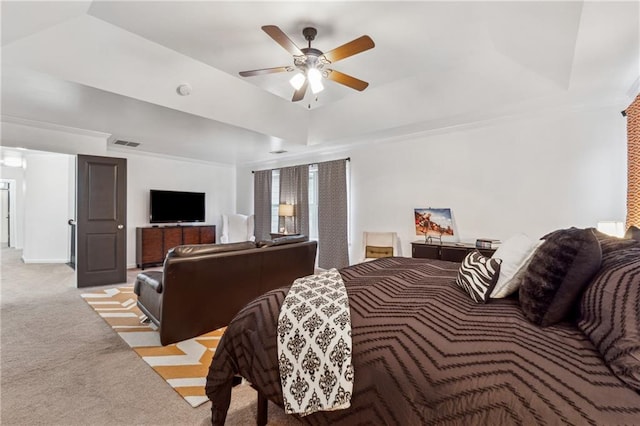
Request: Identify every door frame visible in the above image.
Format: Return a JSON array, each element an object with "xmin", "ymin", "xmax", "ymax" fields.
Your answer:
[
  {"xmin": 0, "ymin": 179, "xmax": 17, "ymax": 248},
  {"xmin": 0, "ymin": 185, "xmax": 9, "ymax": 247}
]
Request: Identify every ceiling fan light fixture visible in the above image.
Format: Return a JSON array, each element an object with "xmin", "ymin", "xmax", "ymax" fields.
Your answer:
[
  {"xmin": 240, "ymin": 25, "xmax": 374, "ymax": 102},
  {"xmin": 307, "ymin": 67, "xmax": 324, "ymax": 94},
  {"xmin": 289, "ymin": 73, "xmax": 305, "ymax": 90}
]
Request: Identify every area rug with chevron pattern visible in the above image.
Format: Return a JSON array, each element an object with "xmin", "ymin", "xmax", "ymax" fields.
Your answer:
[{"xmin": 80, "ymin": 285, "xmax": 223, "ymax": 408}]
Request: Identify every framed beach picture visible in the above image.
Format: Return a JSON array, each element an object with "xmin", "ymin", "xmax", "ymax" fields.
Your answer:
[{"xmin": 414, "ymin": 208, "xmax": 455, "ymax": 237}]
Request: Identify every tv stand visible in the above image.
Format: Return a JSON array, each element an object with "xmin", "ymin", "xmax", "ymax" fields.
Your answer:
[{"xmin": 136, "ymin": 225, "xmax": 215, "ymax": 269}]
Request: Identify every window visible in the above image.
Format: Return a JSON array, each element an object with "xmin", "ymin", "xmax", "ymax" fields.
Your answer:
[{"xmin": 270, "ymin": 167, "xmax": 319, "ymax": 240}]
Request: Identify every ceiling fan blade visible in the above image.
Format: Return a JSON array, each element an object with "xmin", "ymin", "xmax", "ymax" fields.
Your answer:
[
  {"xmin": 322, "ymin": 35, "xmax": 375, "ymax": 63},
  {"xmin": 325, "ymin": 69, "xmax": 369, "ymax": 91},
  {"xmin": 239, "ymin": 66, "xmax": 292, "ymax": 77},
  {"xmin": 292, "ymin": 80, "xmax": 308, "ymax": 102},
  {"xmin": 262, "ymin": 25, "xmax": 304, "ymax": 56}
]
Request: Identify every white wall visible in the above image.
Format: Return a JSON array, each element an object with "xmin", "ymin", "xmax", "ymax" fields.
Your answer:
[
  {"xmin": 2, "ymin": 119, "xmax": 107, "ymax": 257},
  {"xmin": 235, "ymin": 165, "xmax": 254, "ymax": 215},
  {"xmin": 237, "ymin": 106, "xmax": 627, "ymax": 264},
  {"xmin": 22, "ymin": 153, "xmax": 73, "ymax": 263},
  {"xmin": 4, "ymin": 104, "xmax": 627, "ymax": 268},
  {"xmin": 2, "ymin": 121, "xmax": 237, "ymax": 269},
  {"xmin": 123, "ymin": 151, "xmax": 235, "ymax": 268}
]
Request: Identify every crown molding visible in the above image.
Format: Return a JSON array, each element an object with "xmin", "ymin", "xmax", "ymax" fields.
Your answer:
[
  {"xmin": 106, "ymin": 145, "xmax": 234, "ymax": 169},
  {"xmin": 1, "ymin": 115, "xmax": 111, "ymax": 139}
]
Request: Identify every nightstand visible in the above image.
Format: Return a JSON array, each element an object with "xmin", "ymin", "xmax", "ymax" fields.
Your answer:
[{"xmin": 411, "ymin": 241, "xmax": 496, "ymax": 262}]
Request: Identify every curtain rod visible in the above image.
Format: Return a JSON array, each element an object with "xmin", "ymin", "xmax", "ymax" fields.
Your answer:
[{"xmin": 251, "ymin": 157, "xmax": 350, "ymax": 173}]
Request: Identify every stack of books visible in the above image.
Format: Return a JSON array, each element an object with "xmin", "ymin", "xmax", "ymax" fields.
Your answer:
[{"xmin": 475, "ymin": 238, "xmax": 501, "ymax": 249}]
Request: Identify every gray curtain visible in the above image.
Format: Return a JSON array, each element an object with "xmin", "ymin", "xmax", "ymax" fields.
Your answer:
[
  {"xmin": 318, "ymin": 159, "xmax": 349, "ymax": 269},
  {"xmin": 253, "ymin": 170, "xmax": 272, "ymax": 241},
  {"xmin": 279, "ymin": 165, "xmax": 309, "ymax": 237}
]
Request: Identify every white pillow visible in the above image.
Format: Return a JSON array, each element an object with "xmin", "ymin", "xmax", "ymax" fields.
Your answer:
[{"xmin": 490, "ymin": 234, "xmax": 542, "ymax": 298}]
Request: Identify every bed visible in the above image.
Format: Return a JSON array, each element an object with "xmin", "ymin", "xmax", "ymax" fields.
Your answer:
[{"xmin": 206, "ymin": 251, "xmax": 640, "ymax": 425}]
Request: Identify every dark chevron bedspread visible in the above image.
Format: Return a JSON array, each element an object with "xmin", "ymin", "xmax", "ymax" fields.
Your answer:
[{"xmin": 205, "ymin": 257, "xmax": 640, "ymax": 425}]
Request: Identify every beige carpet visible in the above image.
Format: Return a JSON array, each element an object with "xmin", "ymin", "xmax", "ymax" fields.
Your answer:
[{"xmin": 0, "ymin": 248, "xmax": 299, "ymax": 425}]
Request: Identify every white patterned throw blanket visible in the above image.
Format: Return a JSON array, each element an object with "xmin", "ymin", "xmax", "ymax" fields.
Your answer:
[{"xmin": 277, "ymin": 268, "xmax": 354, "ymax": 416}]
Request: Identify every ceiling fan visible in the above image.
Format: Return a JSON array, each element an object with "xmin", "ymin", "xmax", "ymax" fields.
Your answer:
[{"xmin": 239, "ymin": 25, "xmax": 375, "ymax": 102}]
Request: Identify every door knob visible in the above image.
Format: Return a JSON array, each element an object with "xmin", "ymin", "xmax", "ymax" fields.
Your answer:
[{"xmin": 117, "ymin": 225, "xmax": 124, "ymax": 229}]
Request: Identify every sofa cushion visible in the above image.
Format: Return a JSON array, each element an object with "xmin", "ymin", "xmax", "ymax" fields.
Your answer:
[
  {"xmin": 258, "ymin": 234, "xmax": 309, "ymax": 248},
  {"xmin": 578, "ymin": 246, "xmax": 640, "ymax": 392},
  {"xmin": 454, "ymin": 250, "xmax": 502, "ymax": 304},
  {"xmin": 365, "ymin": 245, "xmax": 394, "ymax": 259},
  {"xmin": 168, "ymin": 241, "xmax": 256, "ymax": 257},
  {"xmin": 519, "ymin": 227, "xmax": 601, "ymax": 326}
]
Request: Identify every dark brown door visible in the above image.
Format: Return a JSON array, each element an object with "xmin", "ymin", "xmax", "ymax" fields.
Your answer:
[{"xmin": 76, "ymin": 155, "xmax": 127, "ymax": 287}]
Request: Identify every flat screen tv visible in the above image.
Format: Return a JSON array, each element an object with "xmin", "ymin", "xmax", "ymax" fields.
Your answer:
[{"xmin": 150, "ymin": 190, "xmax": 205, "ymax": 223}]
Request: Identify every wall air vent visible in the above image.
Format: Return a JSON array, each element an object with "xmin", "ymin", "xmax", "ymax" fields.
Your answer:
[
  {"xmin": 113, "ymin": 139, "xmax": 141, "ymax": 147},
  {"xmin": 269, "ymin": 149, "xmax": 287, "ymax": 154}
]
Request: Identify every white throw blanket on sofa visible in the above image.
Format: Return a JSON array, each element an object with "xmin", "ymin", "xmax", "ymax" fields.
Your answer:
[{"xmin": 277, "ymin": 268, "xmax": 354, "ymax": 416}]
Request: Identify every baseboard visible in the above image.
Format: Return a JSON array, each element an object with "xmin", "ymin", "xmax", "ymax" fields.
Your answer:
[
  {"xmin": 20, "ymin": 259, "xmax": 149, "ymax": 269},
  {"xmin": 21, "ymin": 257, "xmax": 68, "ymax": 264}
]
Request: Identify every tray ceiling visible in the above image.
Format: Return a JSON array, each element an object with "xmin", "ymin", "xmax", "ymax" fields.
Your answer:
[{"xmin": 1, "ymin": 1, "xmax": 638, "ymax": 165}]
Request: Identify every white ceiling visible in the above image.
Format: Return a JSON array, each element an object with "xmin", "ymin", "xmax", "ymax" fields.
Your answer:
[{"xmin": 1, "ymin": 1, "xmax": 638, "ymax": 166}]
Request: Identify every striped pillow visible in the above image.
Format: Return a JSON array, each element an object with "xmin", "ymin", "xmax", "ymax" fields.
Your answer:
[{"xmin": 455, "ymin": 250, "xmax": 502, "ymax": 303}]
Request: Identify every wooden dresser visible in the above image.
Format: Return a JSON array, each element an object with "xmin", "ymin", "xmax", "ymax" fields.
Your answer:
[
  {"xmin": 411, "ymin": 241, "xmax": 496, "ymax": 262},
  {"xmin": 136, "ymin": 225, "xmax": 216, "ymax": 269}
]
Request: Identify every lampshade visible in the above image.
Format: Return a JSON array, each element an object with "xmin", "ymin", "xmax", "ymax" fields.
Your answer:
[
  {"xmin": 597, "ymin": 221, "xmax": 625, "ymax": 237},
  {"xmin": 289, "ymin": 73, "xmax": 305, "ymax": 90},
  {"xmin": 307, "ymin": 68, "xmax": 324, "ymax": 94},
  {"xmin": 289, "ymin": 68, "xmax": 325, "ymax": 95},
  {"xmin": 278, "ymin": 204, "xmax": 294, "ymax": 217}
]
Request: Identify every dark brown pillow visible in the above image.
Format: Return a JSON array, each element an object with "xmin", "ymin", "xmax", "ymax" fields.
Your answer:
[
  {"xmin": 519, "ymin": 228, "xmax": 601, "ymax": 326},
  {"xmin": 578, "ymin": 246, "xmax": 640, "ymax": 392}
]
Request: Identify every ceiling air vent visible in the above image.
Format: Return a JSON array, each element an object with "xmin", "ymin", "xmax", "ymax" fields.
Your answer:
[
  {"xmin": 113, "ymin": 139, "xmax": 141, "ymax": 147},
  {"xmin": 269, "ymin": 149, "xmax": 287, "ymax": 154}
]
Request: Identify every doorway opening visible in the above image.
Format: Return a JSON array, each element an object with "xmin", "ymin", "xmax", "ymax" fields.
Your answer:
[{"xmin": 0, "ymin": 181, "xmax": 10, "ymax": 248}]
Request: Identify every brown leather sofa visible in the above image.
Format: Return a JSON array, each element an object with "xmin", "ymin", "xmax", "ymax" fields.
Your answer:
[{"xmin": 134, "ymin": 236, "xmax": 317, "ymax": 345}]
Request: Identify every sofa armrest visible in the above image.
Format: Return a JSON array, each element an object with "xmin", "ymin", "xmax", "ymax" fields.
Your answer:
[{"xmin": 135, "ymin": 271, "xmax": 164, "ymax": 294}]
